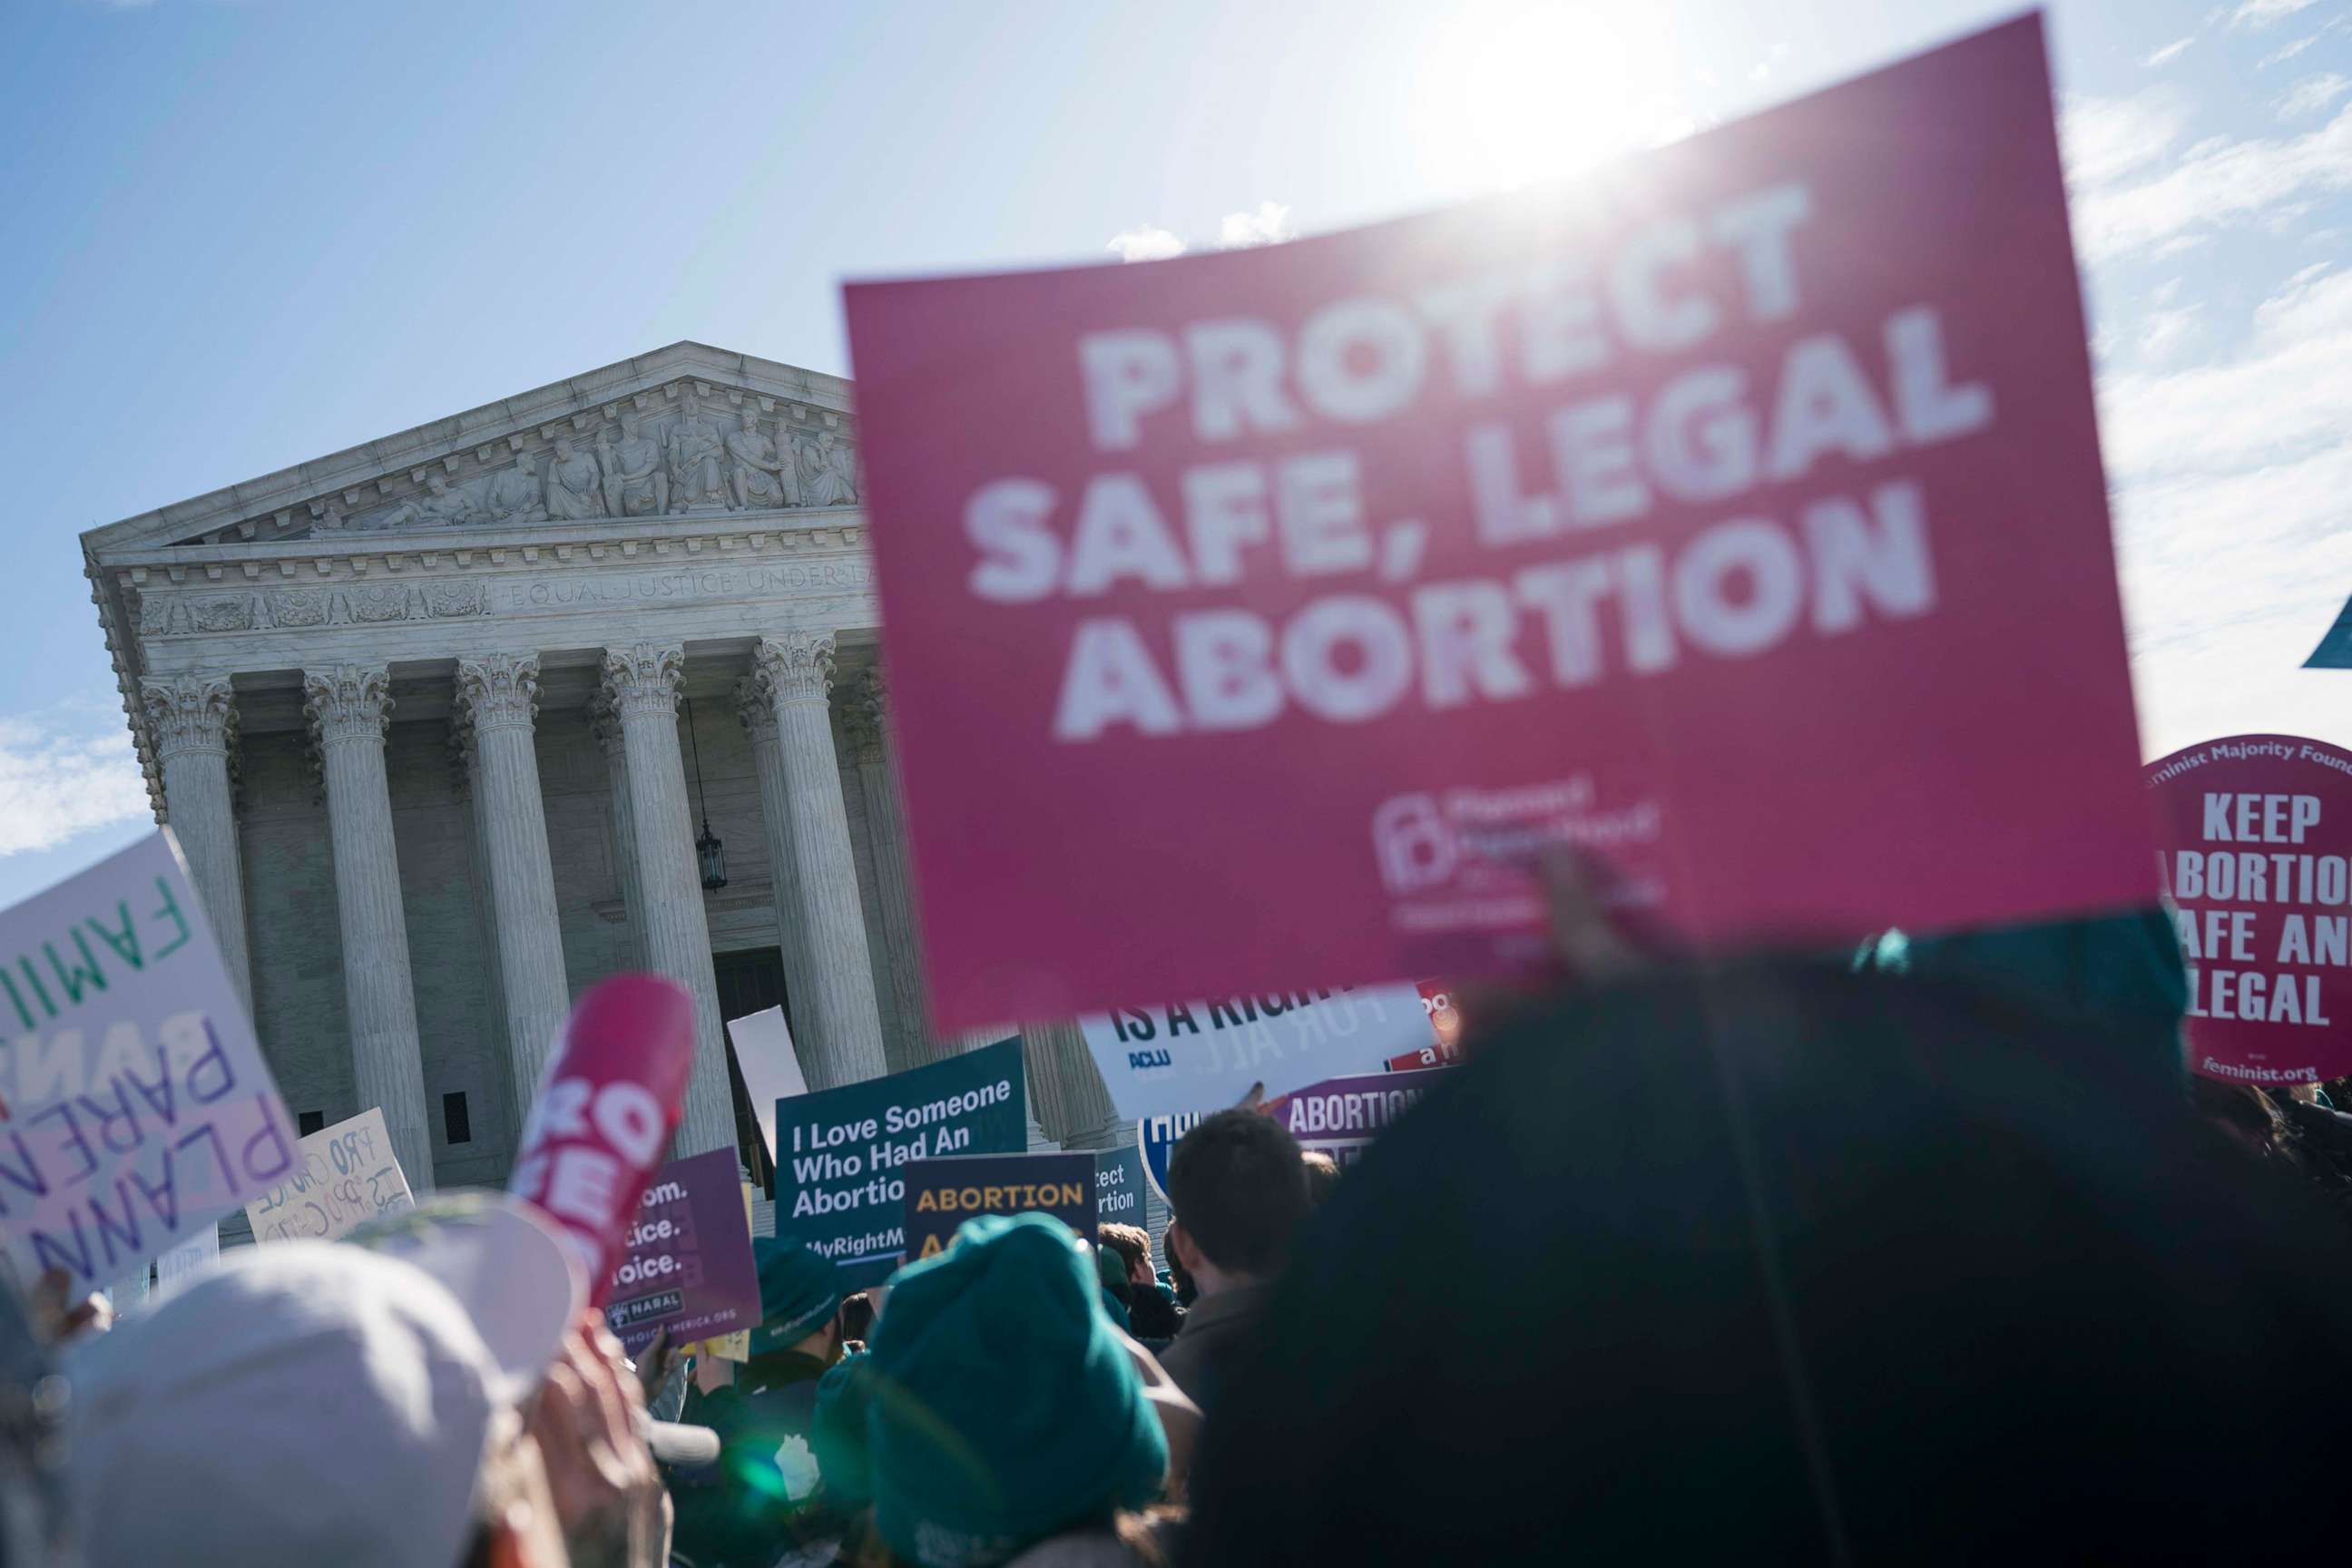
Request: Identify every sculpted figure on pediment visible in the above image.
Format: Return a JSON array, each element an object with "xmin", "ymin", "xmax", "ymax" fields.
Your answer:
[
  {"xmin": 598, "ymin": 412, "xmax": 668, "ymax": 517},
  {"xmin": 725, "ymin": 409, "xmax": 793, "ymax": 511},
  {"xmin": 799, "ymin": 431, "xmax": 858, "ymax": 506},
  {"xmin": 544, "ymin": 436, "xmax": 607, "ymax": 521},
  {"xmin": 418, "ymin": 472, "xmax": 484, "ymax": 526},
  {"xmin": 484, "ymin": 452, "xmax": 548, "ymax": 524},
  {"xmin": 666, "ymin": 393, "xmax": 730, "ymax": 512}
]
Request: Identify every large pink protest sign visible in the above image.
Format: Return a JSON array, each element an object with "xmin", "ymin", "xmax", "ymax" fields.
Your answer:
[
  {"xmin": 2149, "ymin": 736, "xmax": 2352, "ymax": 1085},
  {"xmin": 510, "ymin": 975, "xmax": 696, "ymax": 1307},
  {"xmin": 843, "ymin": 15, "xmax": 2154, "ymax": 1031}
]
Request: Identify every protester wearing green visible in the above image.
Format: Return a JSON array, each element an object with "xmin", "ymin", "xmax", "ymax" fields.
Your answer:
[
  {"xmin": 865, "ymin": 1213, "xmax": 1170, "ymax": 1566},
  {"xmin": 667, "ymin": 1236, "xmax": 852, "ymax": 1567}
]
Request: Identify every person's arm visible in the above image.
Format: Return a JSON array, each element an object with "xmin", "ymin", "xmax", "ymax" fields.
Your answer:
[{"xmin": 529, "ymin": 1313, "xmax": 670, "ymax": 1568}]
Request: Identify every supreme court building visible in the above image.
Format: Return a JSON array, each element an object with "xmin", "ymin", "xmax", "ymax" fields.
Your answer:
[{"xmin": 80, "ymin": 343, "xmax": 1128, "ymax": 1225}]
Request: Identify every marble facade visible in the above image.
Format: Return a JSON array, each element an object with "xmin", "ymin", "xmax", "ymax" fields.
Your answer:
[{"xmin": 81, "ymin": 342, "xmax": 1131, "ymax": 1210}]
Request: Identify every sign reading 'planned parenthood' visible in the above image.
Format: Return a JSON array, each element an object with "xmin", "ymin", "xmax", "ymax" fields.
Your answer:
[
  {"xmin": 845, "ymin": 15, "xmax": 2156, "ymax": 1033},
  {"xmin": 2148, "ymin": 735, "xmax": 2352, "ymax": 1084},
  {"xmin": 772, "ymin": 1036, "xmax": 1029, "ymax": 1288},
  {"xmin": 0, "ymin": 832, "xmax": 295, "ymax": 1289}
]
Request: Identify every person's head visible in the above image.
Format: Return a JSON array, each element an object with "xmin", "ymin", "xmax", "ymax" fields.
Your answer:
[
  {"xmin": 739, "ymin": 408, "xmax": 759, "ymax": 431},
  {"xmin": 1097, "ymin": 1222, "xmax": 1154, "ymax": 1288},
  {"xmin": 838, "ymin": 1289, "xmax": 877, "ymax": 1348},
  {"xmin": 65, "ymin": 1242, "xmax": 561, "ymax": 1568},
  {"xmin": 865, "ymin": 1214, "xmax": 1166, "ymax": 1565},
  {"xmin": 1161, "ymin": 1222, "xmax": 1193, "ymax": 1303},
  {"xmin": 1187, "ymin": 961, "xmax": 2352, "ymax": 1563},
  {"xmin": 1298, "ymin": 1150, "xmax": 1341, "ymax": 1210},
  {"xmin": 619, "ymin": 411, "xmax": 642, "ymax": 437},
  {"xmin": 1165, "ymin": 1109, "xmax": 1308, "ymax": 1291},
  {"xmin": 551, "ymin": 436, "xmax": 574, "ymax": 458},
  {"xmin": 752, "ymin": 1235, "xmax": 845, "ymax": 1362}
]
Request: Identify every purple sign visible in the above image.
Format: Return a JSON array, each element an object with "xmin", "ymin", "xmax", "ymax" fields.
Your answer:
[
  {"xmin": 1270, "ymin": 1068, "xmax": 1453, "ymax": 1168},
  {"xmin": 602, "ymin": 1147, "xmax": 760, "ymax": 1357}
]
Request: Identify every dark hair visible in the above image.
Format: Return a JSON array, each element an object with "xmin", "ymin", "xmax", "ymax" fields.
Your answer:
[
  {"xmin": 1098, "ymin": 1223, "xmax": 1152, "ymax": 1276},
  {"xmin": 1298, "ymin": 1150, "xmax": 1341, "ymax": 1210},
  {"xmin": 1168, "ymin": 1109, "xmax": 1307, "ymax": 1277},
  {"xmin": 838, "ymin": 1291, "xmax": 876, "ymax": 1348},
  {"xmin": 1161, "ymin": 1222, "xmax": 1194, "ymax": 1303}
]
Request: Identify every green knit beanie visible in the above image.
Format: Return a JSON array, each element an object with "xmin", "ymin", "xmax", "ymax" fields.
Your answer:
[{"xmin": 867, "ymin": 1213, "xmax": 1168, "ymax": 1566}]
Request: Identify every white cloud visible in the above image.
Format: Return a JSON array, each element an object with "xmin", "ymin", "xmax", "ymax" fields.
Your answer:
[
  {"xmin": 1216, "ymin": 201, "xmax": 1295, "ymax": 250},
  {"xmin": 1105, "ymin": 225, "xmax": 1185, "ymax": 263},
  {"xmin": 2102, "ymin": 264, "xmax": 2352, "ymax": 754},
  {"xmin": 2136, "ymin": 303, "xmax": 2206, "ymax": 361},
  {"xmin": 1747, "ymin": 40, "xmax": 1790, "ymax": 83},
  {"xmin": 2143, "ymin": 35, "xmax": 2196, "ymax": 66},
  {"xmin": 2278, "ymin": 71, "xmax": 2351, "ymax": 119},
  {"xmin": 2259, "ymin": 34, "xmax": 2317, "ymax": 65},
  {"xmin": 2059, "ymin": 89, "xmax": 2189, "ymax": 191},
  {"xmin": 0, "ymin": 705, "xmax": 150, "ymax": 857},
  {"xmin": 2073, "ymin": 100, "xmax": 2352, "ymax": 258},
  {"xmin": 2230, "ymin": 0, "xmax": 2319, "ymax": 27}
]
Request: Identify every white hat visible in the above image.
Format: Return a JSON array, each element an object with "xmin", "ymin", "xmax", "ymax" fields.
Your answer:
[{"xmin": 64, "ymin": 1242, "xmax": 503, "ymax": 1568}]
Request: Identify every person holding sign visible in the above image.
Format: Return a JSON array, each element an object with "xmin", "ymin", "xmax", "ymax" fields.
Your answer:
[{"xmin": 667, "ymin": 1235, "xmax": 856, "ymax": 1567}]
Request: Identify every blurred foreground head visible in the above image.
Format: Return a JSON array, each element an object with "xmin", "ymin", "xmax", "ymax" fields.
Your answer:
[{"xmin": 1186, "ymin": 961, "xmax": 2352, "ymax": 1564}]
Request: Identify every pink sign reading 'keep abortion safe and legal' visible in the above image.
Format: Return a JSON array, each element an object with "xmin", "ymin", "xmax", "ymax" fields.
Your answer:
[{"xmin": 842, "ymin": 14, "xmax": 2157, "ymax": 1032}]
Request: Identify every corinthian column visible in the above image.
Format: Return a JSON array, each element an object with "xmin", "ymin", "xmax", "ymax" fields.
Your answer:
[
  {"xmin": 742, "ymin": 634, "xmax": 888, "ymax": 1091},
  {"xmin": 590, "ymin": 699, "xmax": 647, "ymax": 968},
  {"xmin": 456, "ymin": 654, "xmax": 573, "ymax": 1102},
  {"xmin": 140, "ymin": 674, "xmax": 252, "ymax": 1021},
  {"xmin": 599, "ymin": 644, "xmax": 737, "ymax": 1159},
  {"xmin": 1023, "ymin": 1019, "xmax": 1124, "ymax": 1152},
  {"xmin": 303, "ymin": 664, "xmax": 436, "ymax": 1194},
  {"xmin": 842, "ymin": 669, "xmax": 938, "ymax": 1072}
]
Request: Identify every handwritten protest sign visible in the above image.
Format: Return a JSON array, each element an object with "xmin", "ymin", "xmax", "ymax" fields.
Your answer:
[
  {"xmin": 510, "ymin": 975, "xmax": 695, "ymax": 1305},
  {"xmin": 603, "ymin": 1147, "xmax": 761, "ymax": 1357},
  {"xmin": 2149, "ymin": 736, "xmax": 2352, "ymax": 1084},
  {"xmin": 843, "ymin": 15, "xmax": 2154, "ymax": 1032},
  {"xmin": 1095, "ymin": 1143, "xmax": 1148, "ymax": 1230},
  {"xmin": 772, "ymin": 1036, "xmax": 1027, "ymax": 1288},
  {"xmin": 725, "ymin": 1005, "xmax": 808, "ymax": 1162},
  {"xmin": 0, "ymin": 832, "xmax": 294, "ymax": 1290},
  {"xmin": 1269, "ymin": 1069, "xmax": 1454, "ymax": 1170},
  {"xmin": 1082, "ymin": 983, "xmax": 1436, "ymax": 1119},
  {"xmin": 901, "ymin": 1152, "xmax": 1097, "ymax": 1264},
  {"xmin": 243, "ymin": 1107, "xmax": 414, "ymax": 1244}
]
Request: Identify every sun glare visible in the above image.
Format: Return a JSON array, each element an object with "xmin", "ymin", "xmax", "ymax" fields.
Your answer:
[{"xmin": 1410, "ymin": 5, "xmax": 1681, "ymax": 192}]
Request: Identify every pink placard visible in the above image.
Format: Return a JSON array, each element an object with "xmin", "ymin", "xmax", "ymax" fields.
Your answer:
[
  {"xmin": 843, "ymin": 15, "xmax": 2155, "ymax": 1032},
  {"xmin": 509, "ymin": 975, "xmax": 697, "ymax": 1306},
  {"xmin": 2149, "ymin": 736, "xmax": 2352, "ymax": 1085}
]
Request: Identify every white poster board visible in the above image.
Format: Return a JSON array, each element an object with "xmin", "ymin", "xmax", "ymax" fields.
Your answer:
[
  {"xmin": 724, "ymin": 1005, "xmax": 809, "ymax": 1161},
  {"xmin": 243, "ymin": 1106, "xmax": 415, "ymax": 1243},
  {"xmin": 0, "ymin": 832, "xmax": 294, "ymax": 1289},
  {"xmin": 1082, "ymin": 983, "xmax": 1435, "ymax": 1119}
]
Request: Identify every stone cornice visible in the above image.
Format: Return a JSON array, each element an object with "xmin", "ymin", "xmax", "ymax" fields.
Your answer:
[{"xmin": 79, "ymin": 343, "xmax": 856, "ymax": 558}]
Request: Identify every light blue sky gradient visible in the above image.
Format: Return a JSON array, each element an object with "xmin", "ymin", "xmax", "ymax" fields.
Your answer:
[{"xmin": 2, "ymin": 0, "xmax": 2347, "ymax": 905}]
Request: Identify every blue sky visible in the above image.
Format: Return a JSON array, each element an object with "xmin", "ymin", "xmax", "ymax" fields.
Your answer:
[{"xmin": 1, "ymin": 0, "xmax": 2347, "ymax": 906}]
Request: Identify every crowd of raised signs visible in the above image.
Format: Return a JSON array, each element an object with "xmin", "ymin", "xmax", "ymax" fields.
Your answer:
[{"xmin": 14, "ymin": 15, "xmax": 2352, "ymax": 1567}]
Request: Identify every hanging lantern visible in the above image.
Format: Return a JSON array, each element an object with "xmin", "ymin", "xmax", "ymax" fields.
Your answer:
[{"xmin": 683, "ymin": 695, "xmax": 728, "ymax": 891}]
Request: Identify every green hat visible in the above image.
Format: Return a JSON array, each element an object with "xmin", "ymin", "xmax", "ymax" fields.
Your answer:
[
  {"xmin": 867, "ymin": 1214, "xmax": 1167, "ymax": 1566},
  {"xmin": 809, "ymin": 1351, "xmax": 877, "ymax": 1508},
  {"xmin": 750, "ymin": 1235, "xmax": 842, "ymax": 1355}
]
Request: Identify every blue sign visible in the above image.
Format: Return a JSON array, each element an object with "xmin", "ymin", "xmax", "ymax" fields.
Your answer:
[
  {"xmin": 901, "ymin": 1151, "xmax": 1097, "ymax": 1264},
  {"xmin": 2307, "ymin": 594, "xmax": 2352, "ymax": 669},
  {"xmin": 1137, "ymin": 1110, "xmax": 1208, "ymax": 1205},
  {"xmin": 773, "ymin": 1036, "xmax": 1028, "ymax": 1289},
  {"xmin": 1094, "ymin": 1142, "xmax": 1149, "ymax": 1229}
]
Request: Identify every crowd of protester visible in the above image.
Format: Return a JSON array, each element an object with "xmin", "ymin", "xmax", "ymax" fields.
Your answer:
[{"xmin": 12, "ymin": 877, "xmax": 2352, "ymax": 1566}]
